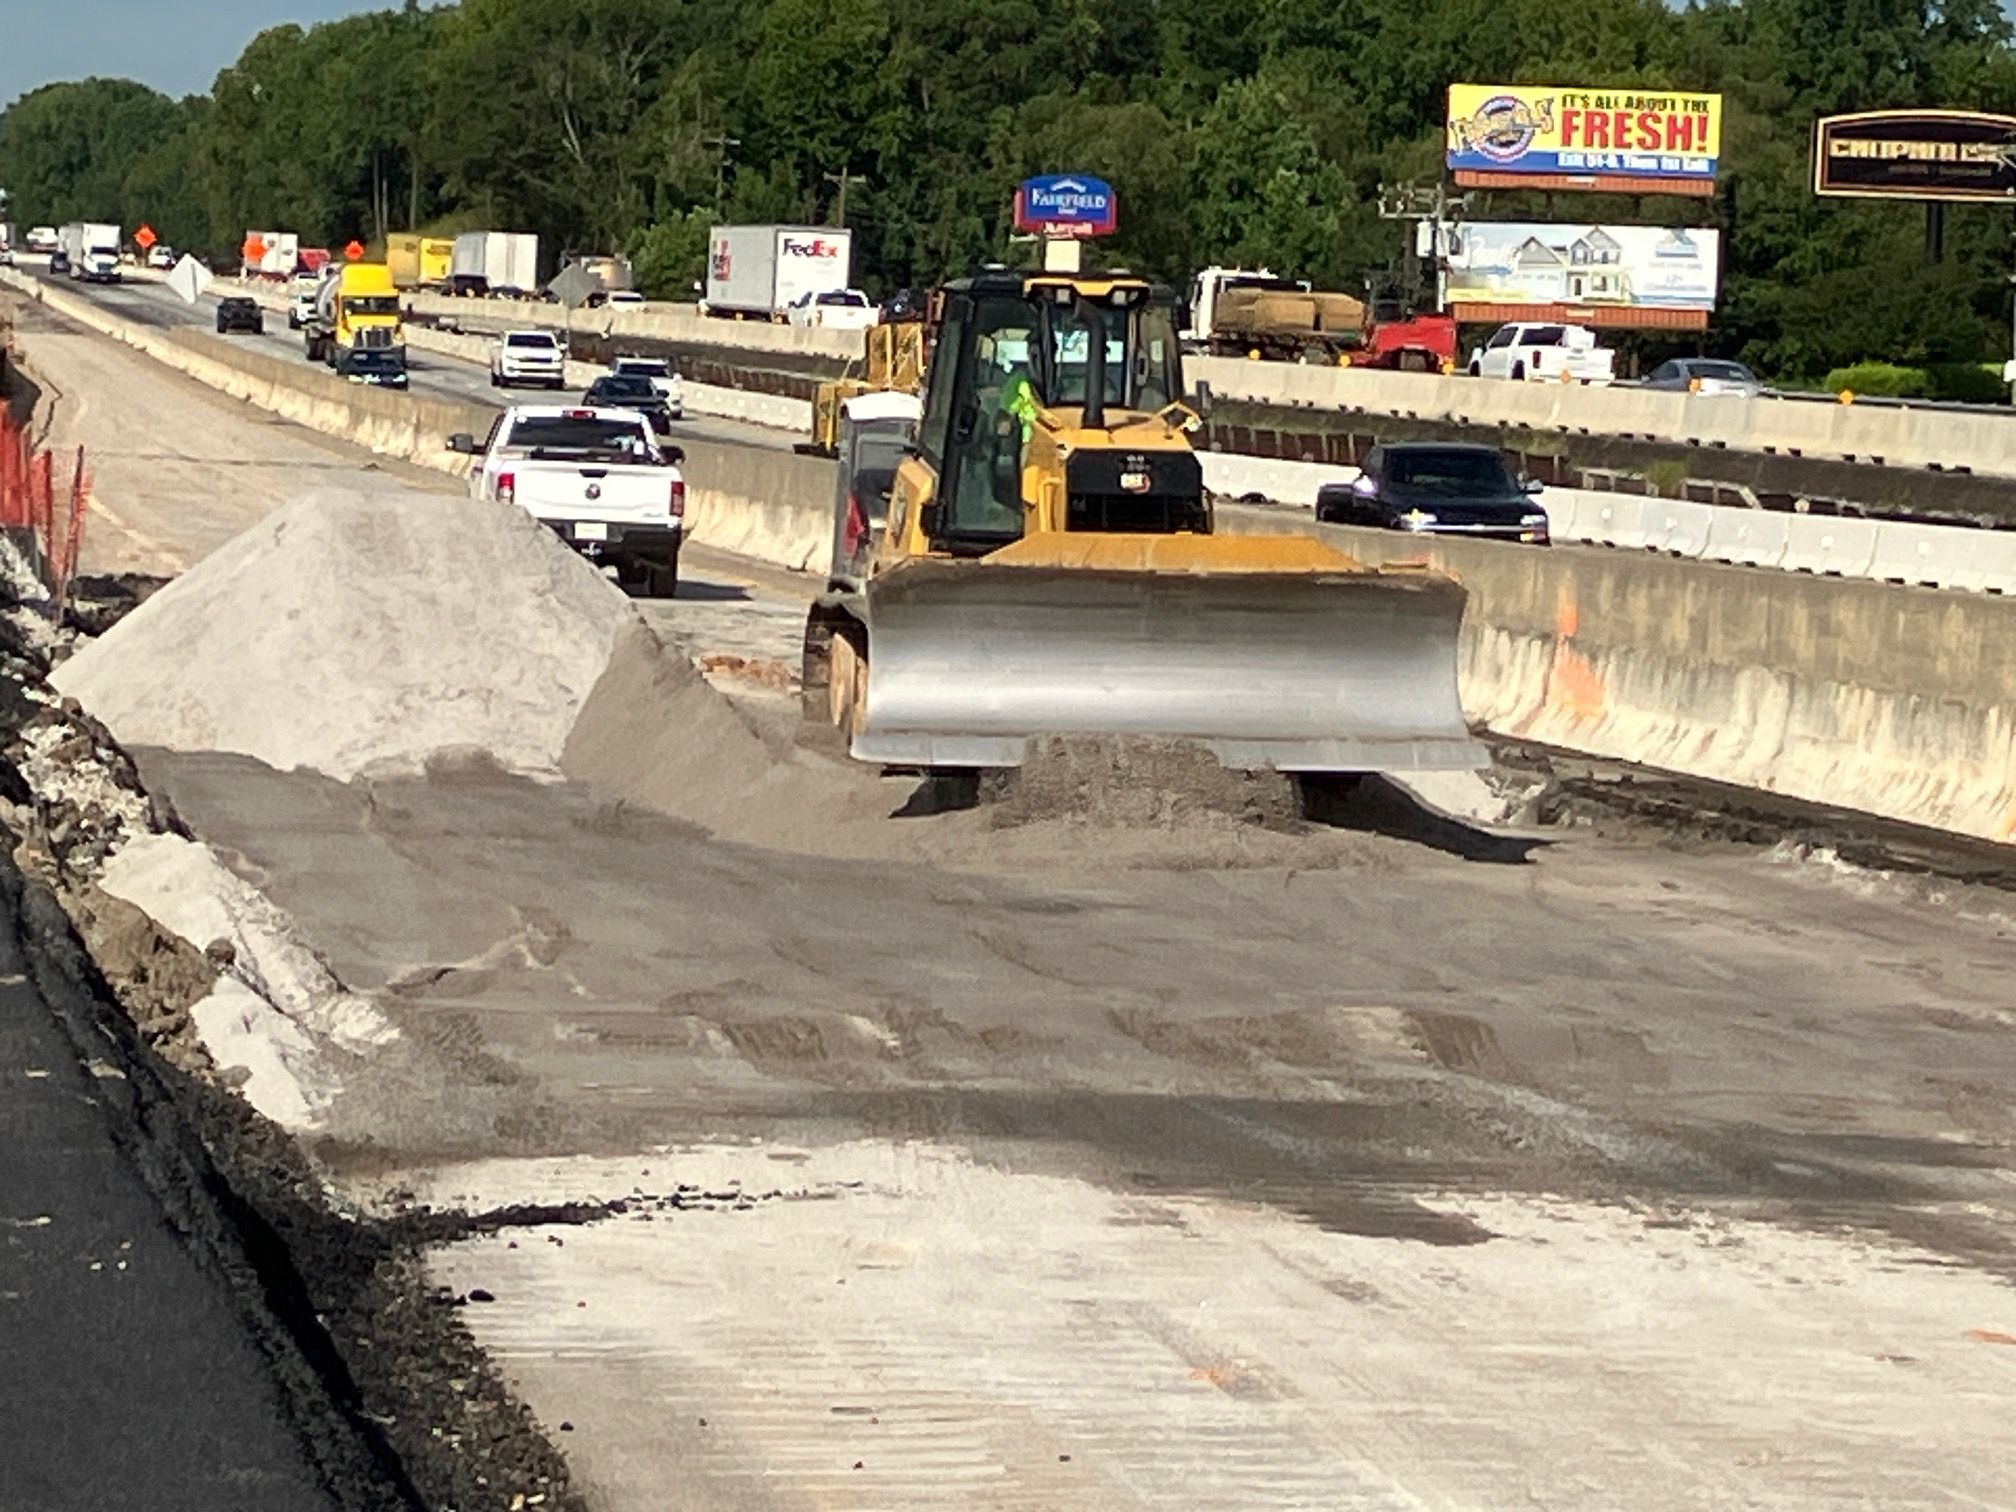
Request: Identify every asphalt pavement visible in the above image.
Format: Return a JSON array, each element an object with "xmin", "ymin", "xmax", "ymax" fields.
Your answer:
[
  {"xmin": 0, "ymin": 856, "xmax": 348, "ymax": 1511},
  {"xmin": 13, "ymin": 261, "xmax": 797, "ymax": 456}
]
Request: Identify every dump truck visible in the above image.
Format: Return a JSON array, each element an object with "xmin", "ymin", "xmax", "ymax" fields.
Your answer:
[
  {"xmin": 386, "ymin": 233, "xmax": 455, "ymax": 290},
  {"xmin": 801, "ymin": 270, "xmax": 1480, "ymax": 775},
  {"xmin": 797, "ymin": 321, "xmax": 927, "ymax": 457},
  {"xmin": 302, "ymin": 262, "xmax": 408, "ymax": 387},
  {"xmin": 1185, "ymin": 266, "xmax": 1457, "ymax": 370}
]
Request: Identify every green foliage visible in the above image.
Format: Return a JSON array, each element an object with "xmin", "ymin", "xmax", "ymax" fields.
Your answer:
[
  {"xmin": 1824, "ymin": 361, "xmax": 2008, "ymax": 403},
  {"xmin": 1, "ymin": 0, "xmax": 2014, "ymax": 383},
  {"xmin": 1823, "ymin": 363, "xmax": 1929, "ymax": 399}
]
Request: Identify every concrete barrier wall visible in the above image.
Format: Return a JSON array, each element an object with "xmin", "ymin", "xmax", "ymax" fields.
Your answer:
[
  {"xmin": 1224, "ymin": 506, "xmax": 2016, "ymax": 844},
  {"xmin": 15, "ymin": 266, "xmax": 2007, "ymax": 843},
  {"xmin": 1191, "ymin": 354, "xmax": 2016, "ymax": 480}
]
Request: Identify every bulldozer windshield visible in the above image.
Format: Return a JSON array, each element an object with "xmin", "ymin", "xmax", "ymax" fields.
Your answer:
[{"xmin": 1045, "ymin": 303, "xmax": 1180, "ymax": 414}]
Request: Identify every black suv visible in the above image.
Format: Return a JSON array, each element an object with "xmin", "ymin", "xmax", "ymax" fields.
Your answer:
[
  {"xmin": 1315, "ymin": 443, "xmax": 1550, "ymax": 544},
  {"xmin": 216, "ymin": 296, "xmax": 264, "ymax": 335},
  {"xmin": 582, "ymin": 374, "xmax": 673, "ymax": 433}
]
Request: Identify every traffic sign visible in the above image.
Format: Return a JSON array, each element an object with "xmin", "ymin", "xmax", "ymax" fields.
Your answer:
[
  {"xmin": 547, "ymin": 262, "xmax": 599, "ymax": 310},
  {"xmin": 344, "ymin": 240, "xmax": 365, "ymax": 261},
  {"xmin": 1013, "ymin": 174, "xmax": 1118, "ymax": 237},
  {"xmin": 134, "ymin": 224, "xmax": 157, "ymax": 251},
  {"xmin": 242, "ymin": 234, "xmax": 266, "ymax": 265},
  {"xmin": 166, "ymin": 255, "xmax": 213, "ymax": 306}
]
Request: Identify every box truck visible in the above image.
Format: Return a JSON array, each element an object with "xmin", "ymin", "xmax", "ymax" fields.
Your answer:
[
  {"xmin": 60, "ymin": 222, "xmax": 123, "ymax": 283},
  {"xmin": 386, "ymin": 233, "xmax": 455, "ymax": 290},
  {"xmin": 704, "ymin": 225, "xmax": 853, "ymax": 321},
  {"xmin": 450, "ymin": 231, "xmax": 539, "ymax": 296}
]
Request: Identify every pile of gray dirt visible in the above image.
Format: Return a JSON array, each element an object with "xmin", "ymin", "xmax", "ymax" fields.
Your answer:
[
  {"xmin": 53, "ymin": 488, "xmax": 654, "ymax": 781},
  {"xmin": 987, "ymin": 736, "xmax": 1304, "ymax": 832}
]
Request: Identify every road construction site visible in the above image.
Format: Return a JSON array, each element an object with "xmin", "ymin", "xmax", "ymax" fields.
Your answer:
[{"xmin": 4, "ymin": 276, "xmax": 2016, "ymax": 1510}]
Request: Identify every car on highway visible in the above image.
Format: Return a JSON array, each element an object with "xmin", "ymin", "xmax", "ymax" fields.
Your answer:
[
  {"xmin": 48, "ymin": 250, "xmax": 71, "ymax": 276},
  {"xmin": 25, "ymin": 227, "xmax": 59, "ymax": 255},
  {"xmin": 287, "ymin": 276, "xmax": 322, "ymax": 330},
  {"xmin": 582, "ymin": 374, "xmax": 675, "ymax": 433},
  {"xmin": 0, "ymin": 247, "xmax": 11, "ymax": 268},
  {"xmin": 608, "ymin": 355, "xmax": 685, "ymax": 417},
  {"xmin": 1468, "ymin": 322, "xmax": 1615, "ymax": 385},
  {"xmin": 446, "ymin": 404, "xmax": 687, "ymax": 596},
  {"xmin": 146, "ymin": 245, "xmax": 176, "ymax": 270},
  {"xmin": 1640, "ymin": 357, "xmax": 1764, "ymax": 397},
  {"xmin": 586, "ymin": 288, "xmax": 645, "ymax": 308},
  {"xmin": 215, "ymin": 296, "xmax": 265, "ymax": 336},
  {"xmin": 491, "ymin": 330, "xmax": 566, "ymax": 389},
  {"xmin": 1313, "ymin": 443, "xmax": 1550, "ymax": 544},
  {"xmin": 786, "ymin": 288, "xmax": 879, "ymax": 331}
]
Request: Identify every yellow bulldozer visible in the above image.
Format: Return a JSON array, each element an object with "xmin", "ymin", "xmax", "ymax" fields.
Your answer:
[{"xmin": 801, "ymin": 269, "xmax": 1479, "ymax": 775}]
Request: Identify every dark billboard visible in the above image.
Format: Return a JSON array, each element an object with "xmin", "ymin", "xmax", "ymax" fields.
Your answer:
[{"xmin": 1814, "ymin": 110, "xmax": 2016, "ymax": 201}]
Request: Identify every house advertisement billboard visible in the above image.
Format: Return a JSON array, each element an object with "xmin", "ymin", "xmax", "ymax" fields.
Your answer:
[
  {"xmin": 1447, "ymin": 85, "xmax": 1722, "ymax": 192},
  {"xmin": 1442, "ymin": 222, "xmax": 1721, "ymax": 323}
]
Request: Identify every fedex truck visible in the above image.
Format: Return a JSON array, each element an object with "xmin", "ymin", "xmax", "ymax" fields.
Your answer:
[{"xmin": 703, "ymin": 224, "xmax": 853, "ymax": 321}]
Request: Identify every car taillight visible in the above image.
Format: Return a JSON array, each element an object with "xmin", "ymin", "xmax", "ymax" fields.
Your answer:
[
  {"xmin": 497, "ymin": 471, "xmax": 515, "ymax": 503},
  {"xmin": 843, "ymin": 492, "xmax": 869, "ymax": 557},
  {"xmin": 668, "ymin": 479, "xmax": 685, "ymax": 518}
]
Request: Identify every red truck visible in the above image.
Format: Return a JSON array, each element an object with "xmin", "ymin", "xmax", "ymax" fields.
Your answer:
[{"xmin": 1183, "ymin": 267, "xmax": 1457, "ymax": 371}]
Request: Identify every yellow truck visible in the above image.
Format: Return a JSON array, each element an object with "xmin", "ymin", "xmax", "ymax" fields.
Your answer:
[
  {"xmin": 302, "ymin": 262, "xmax": 409, "ymax": 387},
  {"xmin": 384, "ymin": 233, "xmax": 454, "ymax": 290}
]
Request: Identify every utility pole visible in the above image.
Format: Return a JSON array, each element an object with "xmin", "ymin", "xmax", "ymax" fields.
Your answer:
[
  {"xmin": 1378, "ymin": 179, "xmax": 1469, "ymax": 312},
  {"xmin": 701, "ymin": 135, "xmax": 741, "ymax": 216},
  {"xmin": 824, "ymin": 168, "xmax": 866, "ymax": 227}
]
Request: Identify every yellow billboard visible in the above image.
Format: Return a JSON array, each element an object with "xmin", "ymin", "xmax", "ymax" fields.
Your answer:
[{"xmin": 1447, "ymin": 84, "xmax": 1723, "ymax": 187}]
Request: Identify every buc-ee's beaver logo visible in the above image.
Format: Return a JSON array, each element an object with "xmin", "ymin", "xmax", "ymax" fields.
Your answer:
[{"xmin": 1452, "ymin": 94, "xmax": 1557, "ymax": 162}]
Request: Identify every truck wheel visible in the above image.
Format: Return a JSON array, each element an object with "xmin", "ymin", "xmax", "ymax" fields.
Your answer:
[{"xmin": 644, "ymin": 554, "xmax": 680, "ymax": 599}]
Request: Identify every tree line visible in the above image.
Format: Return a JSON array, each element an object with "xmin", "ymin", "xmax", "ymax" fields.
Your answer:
[{"xmin": 4, "ymin": 0, "xmax": 2016, "ymax": 381}]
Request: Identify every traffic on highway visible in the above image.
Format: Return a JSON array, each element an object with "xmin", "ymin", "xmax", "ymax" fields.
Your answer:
[{"xmin": 5, "ymin": 18, "xmax": 2016, "ymax": 1512}]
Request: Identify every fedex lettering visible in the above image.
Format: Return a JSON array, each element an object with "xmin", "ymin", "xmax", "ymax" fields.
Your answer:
[{"xmin": 780, "ymin": 237, "xmax": 843, "ymax": 259}]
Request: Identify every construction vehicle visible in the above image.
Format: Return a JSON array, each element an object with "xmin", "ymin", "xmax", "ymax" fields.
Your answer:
[
  {"xmin": 1185, "ymin": 266, "xmax": 1457, "ymax": 370},
  {"xmin": 302, "ymin": 262, "xmax": 409, "ymax": 387},
  {"xmin": 797, "ymin": 321, "xmax": 928, "ymax": 457},
  {"xmin": 801, "ymin": 269, "xmax": 1479, "ymax": 774}
]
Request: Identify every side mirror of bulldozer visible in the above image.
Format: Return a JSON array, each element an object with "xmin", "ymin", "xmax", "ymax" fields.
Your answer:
[
  {"xmin": 1189, "ymin": 380, "xmax": 1214, "ymax": 420},
  {"xmin": 445, "ymin": 433, "xmax": 476, "ymax": 454}
]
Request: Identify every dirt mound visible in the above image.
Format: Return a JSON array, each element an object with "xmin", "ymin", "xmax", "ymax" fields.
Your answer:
[
  {"xmin": 53, "ymin": 487, "xmax": 632, "ymax": 780},
  {"xmin": 988, "ymin": 736, "xmax": 1304, "ymax": 832}
]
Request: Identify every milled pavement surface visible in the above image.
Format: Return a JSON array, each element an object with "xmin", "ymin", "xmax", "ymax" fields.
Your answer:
[{"xmin": 10, "ymin": 282, "xmax": 2016, "ymax": 1510}]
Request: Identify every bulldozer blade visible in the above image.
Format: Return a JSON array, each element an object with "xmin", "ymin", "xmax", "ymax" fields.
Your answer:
[{"xmin": 853, "ymin": 548, "xmax": 1483, "ymax": 773}]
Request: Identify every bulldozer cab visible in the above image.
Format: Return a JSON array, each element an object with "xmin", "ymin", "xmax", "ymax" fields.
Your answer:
[{"xmin": 907, "ymin": 273, "xmax": 1190, "ymax": 554}]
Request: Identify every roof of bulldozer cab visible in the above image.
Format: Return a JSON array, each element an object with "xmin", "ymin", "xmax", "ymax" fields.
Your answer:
[{"xmin": 947, "ymin": 270, "xmax": 1177, "ymax": 304}]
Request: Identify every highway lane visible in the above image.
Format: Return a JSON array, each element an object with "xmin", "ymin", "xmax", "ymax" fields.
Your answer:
[{"xmin": 13, "ymin": 260, "xmax": 805, "ymax": 457}]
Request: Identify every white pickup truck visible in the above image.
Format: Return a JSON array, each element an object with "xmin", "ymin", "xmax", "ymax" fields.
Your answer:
[
  {"xmin": 1468, "ymin": 322, "xmax": 1615, "ymax": 385},
  {"xmin": 448, "ymin": 405, "xmax": 687, "ymax": 596}
]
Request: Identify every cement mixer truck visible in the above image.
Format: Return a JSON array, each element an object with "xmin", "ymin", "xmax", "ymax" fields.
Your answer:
[
  {"xmin": 1184, "ymin": 266, "xmax": 1456, "ymax": 371},
  {"xmin": 302, "ymin": 262, "xmax": 409, "ymax": 387}
]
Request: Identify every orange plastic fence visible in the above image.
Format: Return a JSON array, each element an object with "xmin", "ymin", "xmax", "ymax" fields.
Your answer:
[{"xmin": 0, "ymin": 408, "xmax": 89, "ymax": 610}]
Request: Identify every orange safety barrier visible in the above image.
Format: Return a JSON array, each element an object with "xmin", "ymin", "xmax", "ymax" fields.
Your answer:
[{"xmin": 0, "ymin": 407, "xmax": 90, "ymax": 612}]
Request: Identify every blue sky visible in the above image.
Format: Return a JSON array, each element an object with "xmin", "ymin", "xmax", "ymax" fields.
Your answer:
[{"xmin": 1, "ymin": 0, "xmax": 377, "ymax": 109}]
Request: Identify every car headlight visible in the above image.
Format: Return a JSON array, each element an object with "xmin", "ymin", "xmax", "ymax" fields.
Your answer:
[
  {"xmin": 1400, "ymin": 508, "xmax": 1438, "ymax": 531},
  {"xmin": 1521, "ymin": 512, "xmax": 1548, "ymax": 527}
]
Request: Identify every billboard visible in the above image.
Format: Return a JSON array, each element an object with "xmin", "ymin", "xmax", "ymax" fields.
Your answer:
[
  {"xmin": 1447, "ymin": 85, "xmax": 1722, "ymax": 194},
  {"xmin": 1442, "ymin": 222, "xmax": 1721, "ymax": 328},
  {"xmin": 1813, "ymin": 111, "xmax": 2016, "ymax": 201},
  {"xmin": 1014, "ymin": 174, "xmax": 1117, "ymax": 237}
]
